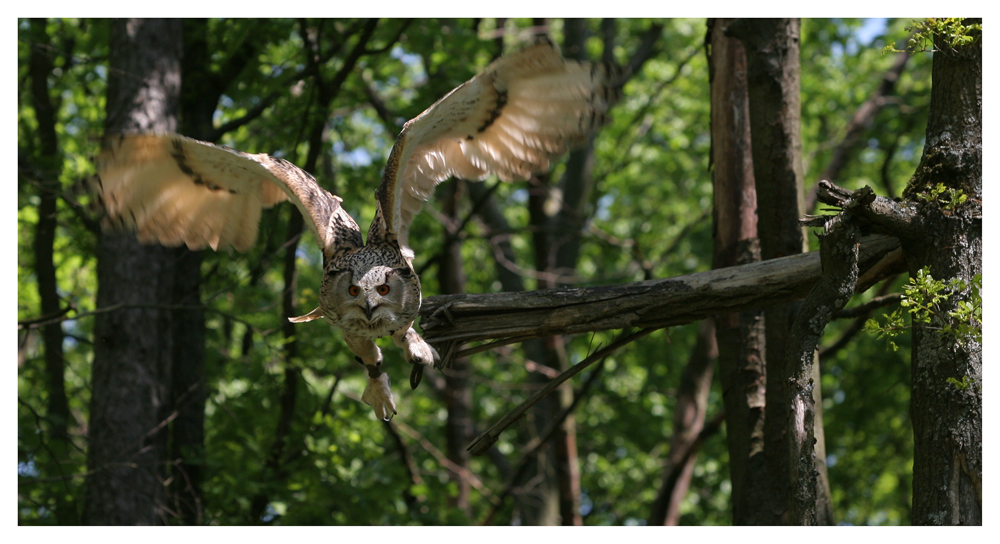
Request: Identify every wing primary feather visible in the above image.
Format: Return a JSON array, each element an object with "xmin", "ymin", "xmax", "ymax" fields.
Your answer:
[
  {"xmin": 93, "ymin": 134, "xmax": 362, "ymax": 258},
  {"xmin": 373, "ymin": 40, "xmax": 625, "ymax": 256}
]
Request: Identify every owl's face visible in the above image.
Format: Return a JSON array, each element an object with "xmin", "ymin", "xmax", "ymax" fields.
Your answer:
[{"xmin": 320, "ymin": 256, "xmax": 421, "ymax": 339}]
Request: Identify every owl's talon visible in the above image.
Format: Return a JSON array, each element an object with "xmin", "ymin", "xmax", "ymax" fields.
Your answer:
[
  {"xmin": 361, "ymin": 372, "xmax": 397, "ymax": 421},
  {"xmin": 410, "ymin": 364, "xmax": 424, "ymax": 390},
  {"xmin": 405, "ymin": 337, "xmax": 436, "ymax": 389}
]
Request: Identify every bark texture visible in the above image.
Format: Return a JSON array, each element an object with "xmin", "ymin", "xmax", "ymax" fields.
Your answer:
[
  {"xmin": 727, "ymin": 17, "xmax": 831, "ymax": 524},
  {"xmin": 903, "ymin": 21, "xmax": 982, "ymax": 525},
  {"xmin": 814, "ymin": 21, "xmax": 982, "ymax": 523},
  {"xmin": 705, "ymin": 18, "xmax": 766, "ymax": 525},
  {"xmin": 783, "ymin": 218, "xmax": 859, "ymax": 525},
  {"xmin": 86, "ymin": 18, "xmax": 183, "ymax": 525}
]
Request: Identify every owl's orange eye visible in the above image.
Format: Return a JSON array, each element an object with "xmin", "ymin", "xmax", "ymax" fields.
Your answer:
[
  {"xmin": 348, "ymin": 285, "xmax": 361, "ymax": 297},
  {"xmin": 376, "ymin": 284, "xmax": 390, "ymax": 296}
]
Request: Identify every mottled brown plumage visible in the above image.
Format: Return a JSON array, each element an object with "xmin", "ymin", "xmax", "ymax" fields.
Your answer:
[{"xmin": 92, "ymin": 39, "xmax": 624, "ymax": 420}]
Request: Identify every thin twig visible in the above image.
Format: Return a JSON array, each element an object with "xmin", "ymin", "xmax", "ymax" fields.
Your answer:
[
  {"xmin": 833, "ymin": 293, "xmax": 902, "ymax": 319},
  {"xmin": 417, "ymin": 180, "xmax": 502, "ymax": 277},
  {"xmin": 820, "ymin": 281, "xmax": 900, "ymax": 361},
  {"xmin": 19, "ymin": 302, "xmax": 270, "ymax": 343},
  {"xmin": 391, "ymin": 419, "xmax": 499, "ymax": 506},
  {"xmin": 467, "ymin": 327, "xmax": 656, "ymax": 455},
  {"xmin": 478, "ymin": 357, "xmax": 609, "ymax": 525},
  {"xmin": 381, "ymin": 420, "xmax": 426, "ymax": 507}
]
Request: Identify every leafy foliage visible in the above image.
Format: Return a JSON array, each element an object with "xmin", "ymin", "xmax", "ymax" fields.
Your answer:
[
  {"xmin": 882, "ymin": 17, "xmax": 982, "ymax": 54},
  {"xmin": 865, "ymin": 268, "xmax": 983, "ymax": 352},
  {"xmin": 914, "ymin": 182, "xmax": 969, "ymax": 211}
]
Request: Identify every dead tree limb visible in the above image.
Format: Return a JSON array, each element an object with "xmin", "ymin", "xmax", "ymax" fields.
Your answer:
[
  {"xmin": 419, "ymin": 234, "xmax": 900, "ymax": 355},
  {"xmin": 811, "ymin": 180, "xmax": 924, "ymax": 238}
]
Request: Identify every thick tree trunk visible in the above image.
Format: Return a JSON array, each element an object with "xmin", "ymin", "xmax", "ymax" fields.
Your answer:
[
  {"xmin": 903, "ymin": 21, "xmax": 982, "ymax": 525},
  {"xmin": 85, "ymin": 18, "xmax": 183, "ymax": 526},
  {"xmin": 722, "ymin": 17, "xmax": 831, "ymax": 524},
  {"xmin": 729, "ymin": 19, "xmax": 822, "ymax": 525},
  {"xmin": 728, "ymin": 23, "xmax": 806, "ymax": 521},
  {"xmin": 813, "ymin": 21, "xmax": 983, "ymax": 526}
]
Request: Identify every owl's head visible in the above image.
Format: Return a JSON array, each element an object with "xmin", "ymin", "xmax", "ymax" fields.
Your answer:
[{"xmin": 321, "ymin": 256, "xmax": 421, "ymax": 339}]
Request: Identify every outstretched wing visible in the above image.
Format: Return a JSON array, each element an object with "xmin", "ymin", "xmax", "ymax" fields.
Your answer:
[
  {"xmin": 374, "ymin": 39, "xmax": 625, "ymax": 260},
  {"xmin": 93, "ymin": 134, "xmax": 362, "ymax": 258}
]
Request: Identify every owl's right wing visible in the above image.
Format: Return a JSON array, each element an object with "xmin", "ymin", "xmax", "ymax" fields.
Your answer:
[
  {"xmin": 373, "ymin": 39, "xmax": 625, "ymax": 261},
  {"xmin": 93, "ymin": 134, "xmax": 362, "ymax": 258}
]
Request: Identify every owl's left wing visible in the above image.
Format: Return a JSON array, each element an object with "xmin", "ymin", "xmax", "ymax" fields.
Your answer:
[
  {"xmin": 374, "ymin": 39, "xmax": 625, "ymax": 261},
  {"xmin": 93, "ymin": 134, "xmax": 362, "ymax": 258}
]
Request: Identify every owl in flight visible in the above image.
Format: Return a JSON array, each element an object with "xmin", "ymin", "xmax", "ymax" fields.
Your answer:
[{"xmin": 93, "ymin": 39, "xmax": 622, "ymax": 421}]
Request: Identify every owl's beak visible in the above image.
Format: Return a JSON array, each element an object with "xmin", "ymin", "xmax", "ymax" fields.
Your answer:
[{"xmin": 364, "ymin": 298, "xmax": 379, "ymax": 321}]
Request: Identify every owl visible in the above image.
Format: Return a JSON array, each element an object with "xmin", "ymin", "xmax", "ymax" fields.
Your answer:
[{"xmin": 92, "ymin": 39, "xmax": 623, "ymax": 421}]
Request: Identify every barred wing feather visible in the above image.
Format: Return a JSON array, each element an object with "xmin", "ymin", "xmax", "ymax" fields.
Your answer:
[
  {"xmin": 375, "ymin": 39, "xmax": 624, "ymax": 260},
  {"xmin": 94, "ymin": 134, "xmax": 361, "ymax": 257}
]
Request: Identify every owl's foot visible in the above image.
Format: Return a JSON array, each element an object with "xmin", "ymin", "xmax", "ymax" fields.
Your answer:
[
  {"xmin": 393, "ymin": 327, "xmax": 440, "ymax": 390},
  {"xmin": 361, "ymin": 371, "xmax": 397, "ymax": 421}
]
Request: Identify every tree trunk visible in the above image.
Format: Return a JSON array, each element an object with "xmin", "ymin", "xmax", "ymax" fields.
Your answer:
[
  {"xmin": 518, "ymin": 172, "xmax": 564, "ymax": 526},
  {"xmin": 85, "ymin": 18, "xmax": 183, "ymax": 525},
  {"xmin": 803, "ymin": 20, "xmax": 981, "ymax": 526},
  {"xmin": 167, "ymin": 247, "xmax": 205, "ymax": 525},
  {"xmin": 438, "ymin": 180, "xmax": 474, "ymax": 518},
  {"xmin": 725, "ymin": 17, "xmax": 831, "ymax": 524},
  {"xmin": 705, "ymin": 18, "xmax": 766, "ymax": 526},
  {"xmin": 903, "ymin": 20, "xmax": 982, "ymax": 525},
  {"xmin": 27, "ymin": 17, "xmax": 77, "ymax": 525},
  {"xmin": 163, "ymin": 18, "xmax": 221, "ymax": 526}
]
